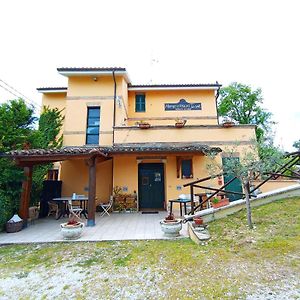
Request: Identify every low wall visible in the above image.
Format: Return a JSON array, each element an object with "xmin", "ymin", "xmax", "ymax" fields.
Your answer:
[
  {"xmin": 191, "ymin": 185, "xmax": 300, "ymax": 223},
  {"xmin": 252, "ymin": 179, "xmax": 300, "ymax": 193}
]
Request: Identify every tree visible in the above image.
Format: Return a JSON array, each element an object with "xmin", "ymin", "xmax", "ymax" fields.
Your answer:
[
  {"xmin": 293, "ymin": 139, "xmax": 300, "ymax": 151},
  {"xmin": 206, "ymin": 143, "xmax": 284, "ymax": 229},
  {"xmin": 0, "ymin": 99, "xmax": 36, "ymax": 223},
  {"xmin": 0, "ymin": 99, "xmax": 63, "ymax": 229},
  {"xmin": 218, "ymin": 82, "xmax": 274, "ymax": 144}
]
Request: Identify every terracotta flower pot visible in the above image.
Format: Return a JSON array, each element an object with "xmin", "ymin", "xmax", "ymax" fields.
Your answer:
[
  {"xmin": 175, "ymin": 120, "xmax": 186, "ymax": 128},
  {"xmin": 222, "ymin": 122, "xmax": 235, "ymax": 128},
  {"xmin": 175, "ymin": 122, "xmax": 185, "ymax": 128},
  {"xmin": 193, "ymin": 217, "xmax": 203, "ymax": 225},
  {"xmin": 139, "ymin": 123, "xmax": 151, "ymax": 129}
]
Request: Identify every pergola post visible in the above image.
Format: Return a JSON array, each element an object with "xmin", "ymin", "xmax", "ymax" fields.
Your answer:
[
  {"xmin": 19, "ymin": 166, "xmax": 33, "ymax": 228},
  {"xmin": 87, "ymin": 156, "xmax": 96, "ymax": 226}
]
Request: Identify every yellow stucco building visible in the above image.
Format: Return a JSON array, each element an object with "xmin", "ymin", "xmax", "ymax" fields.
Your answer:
[{"xmin": 36, "ymin": 67, "xmax": 257, "ymax": 222}]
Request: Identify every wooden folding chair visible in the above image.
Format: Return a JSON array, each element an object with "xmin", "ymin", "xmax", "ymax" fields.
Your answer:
[
  {"xmin": 67, "ymin": 198, "xmax": 83, "ymax": 221},
  {"xmin": 99, "ymin": 196, "xmax": 113, "ymax": 217}
]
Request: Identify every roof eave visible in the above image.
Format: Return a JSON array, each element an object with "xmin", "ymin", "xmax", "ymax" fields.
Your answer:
[
  {"xmin": 36, "ymin": 88, "xmax": 68, "ymax": 94},
  {"xmin": 57, "ymin": 69, "xmax": 131, "ymax": 84},
  {"xmin": 128, "ymin": 86, "xmax": 221, "ymax": 91}
]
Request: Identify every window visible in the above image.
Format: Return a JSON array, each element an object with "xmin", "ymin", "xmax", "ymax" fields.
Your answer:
[
  {"xmin": 86, "ymin": 107, "xmax": 100, "ymax": 145},
  {"xmin": 47, "ymin": 169, "xmax": 59, "ymax": 180},
  {"xmin": 135, "ymin": 94, "xmax": 146, "ymax": 112},
  {"xmin": 181, "ymin": 159, "xmax": 193, "ymax": 179}
]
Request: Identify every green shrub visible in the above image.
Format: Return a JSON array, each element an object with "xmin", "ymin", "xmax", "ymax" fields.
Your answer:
[{"xmin": 0, "ymin": 190, "xmax": 14, "ymax": 231}]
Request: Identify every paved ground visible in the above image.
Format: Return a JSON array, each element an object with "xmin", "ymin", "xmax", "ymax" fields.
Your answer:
[{"xmin": 0, "ymin": 211, "xmax": 188, "ymax": 244}]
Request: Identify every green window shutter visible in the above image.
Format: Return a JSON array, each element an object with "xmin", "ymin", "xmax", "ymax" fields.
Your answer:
[{"xmin": 135, "ymin": 94, "xmax": 146, "ymax": 112}]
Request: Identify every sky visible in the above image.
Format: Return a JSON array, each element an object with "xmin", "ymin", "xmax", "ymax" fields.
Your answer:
[{"xmin": 0, "ymin": 0, "xmax": 299, "ymax": 151}]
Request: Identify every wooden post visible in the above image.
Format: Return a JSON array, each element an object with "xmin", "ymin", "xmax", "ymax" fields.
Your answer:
[
  {"xmin": 87, "ymin": 157, "xmax": 96, "ymax": 226},
  {"xmin": 19, "ymin": 166, "xmax": 33, "ymax": 228},
  {"xmin": 190, "ymin": 185, "xmax": 194, "ymax": 214}
]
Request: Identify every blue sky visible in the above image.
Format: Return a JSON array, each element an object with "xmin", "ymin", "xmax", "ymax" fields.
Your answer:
[{"xmin": 0, "ymin": 0, "xmax": 299, "ymax": 150}]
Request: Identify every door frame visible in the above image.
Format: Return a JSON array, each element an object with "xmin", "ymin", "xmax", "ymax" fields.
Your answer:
[{"xmin": 138, "ymin": 163, "xmax": 166, "ymax": 210}]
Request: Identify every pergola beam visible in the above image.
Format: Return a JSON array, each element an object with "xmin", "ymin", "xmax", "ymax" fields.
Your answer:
[
  {"xmin": 87, "ymin": 156, "xmax": 97, "ymax": 226},
  {"xmin": 19, "ymin": 166, "xmax": 33, "ymax": 227}
]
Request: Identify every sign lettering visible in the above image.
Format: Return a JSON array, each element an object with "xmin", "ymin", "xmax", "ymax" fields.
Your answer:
[{"xmin": 164, "ymin": 99, "xmax": 201, "ymax": 111}]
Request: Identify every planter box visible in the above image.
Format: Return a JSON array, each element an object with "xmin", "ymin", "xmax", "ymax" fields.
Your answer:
[
  {"xmin": 212, "ymin": 197, "xmax": 230, "ymax": 209},
  {"xmin": 222, "ymin": 122, "xmax": 235, "ymax": 128},
  {"xmin": 138, "ymin": 123, "xmax": 151, "ymax": 129},
  {"xmin": 6, "ymin": 220, "xmax": 23, "ymax": 233},
  {"xmin": 175, "ymin": 122, "xmax": 185, "ymax": 128}
]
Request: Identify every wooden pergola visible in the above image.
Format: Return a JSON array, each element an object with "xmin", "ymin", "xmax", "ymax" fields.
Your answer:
[
  {"xmin": 2, "ymin": 143, "xmax": 222, "ymax": 227},
  {"xmin": 4, "ymin": 147, "xmax": 110, "ymax": 227}
]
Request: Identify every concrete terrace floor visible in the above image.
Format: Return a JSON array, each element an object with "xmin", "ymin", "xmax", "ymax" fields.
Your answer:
[{"xmin": 0, "ymin": 211, "xmax": 188, "ymax": 244}]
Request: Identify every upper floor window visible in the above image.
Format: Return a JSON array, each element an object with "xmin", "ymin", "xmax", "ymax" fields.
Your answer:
[
  {"xmin": 86, "ymin": 107, "xmax": 100, "ymax": 145},
  {"xmin": 135, "ymin": 94, "xmax": 146, "ymax": 112}
]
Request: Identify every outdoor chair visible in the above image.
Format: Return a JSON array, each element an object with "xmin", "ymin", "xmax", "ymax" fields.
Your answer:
[
  {"xmin": 99, "ymin": 195, "xmax": 113, "ymax": 217},
  {"xmin": 47, "ymin": 201, "xmax": 59, "ymax": 219},
  {"xmin": 67, "ymin": 197, "xmax": 83, "ymax": 221}
]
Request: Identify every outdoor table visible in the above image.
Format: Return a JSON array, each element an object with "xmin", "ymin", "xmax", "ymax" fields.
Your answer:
[
  {"xmin": 195, "ymin": 192, "xmax": 208, "ymax": 209},
  {"xmin": 52, "ymin": 196, "xmax": 88, "ymax": 220},
  {"xmin": 169, "ymin": 198, "xmax": 192, "ymax": 216}
]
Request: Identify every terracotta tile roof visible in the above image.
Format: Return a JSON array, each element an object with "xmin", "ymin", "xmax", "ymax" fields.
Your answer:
[
  {"xmin": 2, "ymin": 143, "xmax": 221, "ymax": 158},
  {"xmin": 5, "ymin": 147, "xmax": 107, "ymax": 157}
]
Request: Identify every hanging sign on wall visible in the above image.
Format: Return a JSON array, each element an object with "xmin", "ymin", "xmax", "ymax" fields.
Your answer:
[{"xmin": 164, "ymin": 99, "xmax": 202, "ymax": 111}]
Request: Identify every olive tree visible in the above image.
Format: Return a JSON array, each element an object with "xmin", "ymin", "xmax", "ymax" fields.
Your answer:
[{"xmin": 206, "ymin": 143, "xmax": 283, "ymax": 229}]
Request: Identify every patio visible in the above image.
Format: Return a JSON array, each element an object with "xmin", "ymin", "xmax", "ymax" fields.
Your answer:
[{"xmin": 0, "ymin": 211, "xmax": 188, "ymax": 244}]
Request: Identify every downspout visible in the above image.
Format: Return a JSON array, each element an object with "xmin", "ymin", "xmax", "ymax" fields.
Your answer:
[
  {"xmin": 112, "ymin": 70, "xmax": 117, "ymax": 145},
  {"xmin": 112, "ymin": 70, "xmax": 117, "ymax": 197},
  {"xmin": 215, "ymin": 81, "xmax": 221, "ymax": 125}
]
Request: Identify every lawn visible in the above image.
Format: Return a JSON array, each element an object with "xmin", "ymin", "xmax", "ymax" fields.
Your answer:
[{"xmin": 0, "ymin": 197, "xmax": 299, "ymax": 299}]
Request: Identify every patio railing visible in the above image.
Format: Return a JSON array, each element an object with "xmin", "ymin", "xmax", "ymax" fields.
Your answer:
[{"xmin": 183, "ymin": 151, "xmax": 300, "ymax": 216}]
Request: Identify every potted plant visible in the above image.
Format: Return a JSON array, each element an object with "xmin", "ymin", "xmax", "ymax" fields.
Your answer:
[
  {"xmin": 222, "ymin": 117, "xmax": 235, "ymax": 128},
  {"xmin": 193, "ymin": 216, "xmax": 204, "ymax": 225},
  {"xmin": 137, "ymin": 120, "xmax": 151, "ymax": 129},
  {"xmin": 112, "ymin": 186, "xmax": 127, "ymax": 212},
  {"xmin": 211, "ymin": 197, "xmax": 230, "ymax": 209},
  {"xmin": 175, "ymin": 118, "xmax": 187, "ymax": 128},
  {"xmin": 60, "ymin": 215, "xmax": 84, "ymax": 240},
  {"xmin": 160, "ymin": 212, "xmax": 182, "ymax": 237},
  {"xmin": 6, "ymin": 214, "xmax": 23, "ymax": 233}
]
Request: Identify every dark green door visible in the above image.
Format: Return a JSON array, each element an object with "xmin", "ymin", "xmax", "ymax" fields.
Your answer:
[
  {"xmin": 222, "ymin": 157, "xmax": 243, "ymax": 201},
  {"xmin": 138, "ymin": 163, "xmax": 165, "ymax": 209}
]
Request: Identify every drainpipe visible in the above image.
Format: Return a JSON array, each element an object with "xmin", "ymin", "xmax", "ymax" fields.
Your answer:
[
  {"xmin": 112, "ymin": 70, "xmax": 117, "ymax": 145},
  {"xmin": 112, "ymin": 70, "xmax": 117, "ymax": 197},
  {"xmin": 215, "ymin": 81, "xmax": 221, "ymax": 125}
]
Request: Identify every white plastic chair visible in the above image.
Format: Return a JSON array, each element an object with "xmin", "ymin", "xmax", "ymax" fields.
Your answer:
[{"xmin": 99, "ymin": 196, "xmax": 113, "ymax": 217}]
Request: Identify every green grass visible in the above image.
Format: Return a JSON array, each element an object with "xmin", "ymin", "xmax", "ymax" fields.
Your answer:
[{"xmin": 0, "ymin": 197, "xmax": 299, "ymax": 299}]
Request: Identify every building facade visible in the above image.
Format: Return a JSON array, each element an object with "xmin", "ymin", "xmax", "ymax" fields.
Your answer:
[{"xmin": 38, "ymin": 67, "xmax": 256, "ymax": 212}]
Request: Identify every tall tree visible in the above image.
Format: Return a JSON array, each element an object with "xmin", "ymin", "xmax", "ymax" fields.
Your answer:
[
  {"xmin": 0, "ymin": 100, "xmax": 63, "ymax": 230},
  {"xmin": 218, "ymin": 82, "xmax": 274, "ymax": 144},
  {"xmin": 0, "ymin": 99, "xmax": 36, "ymax": 228}
]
